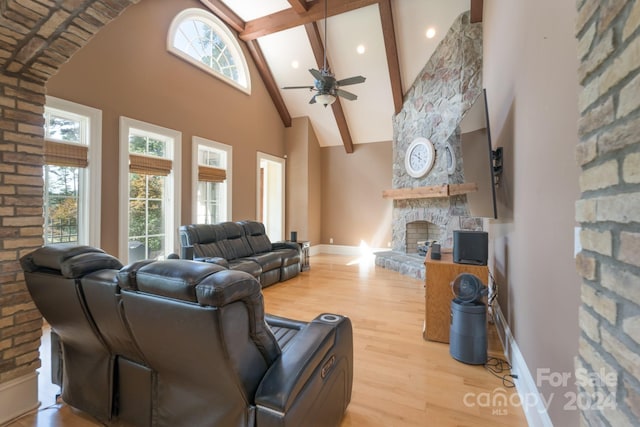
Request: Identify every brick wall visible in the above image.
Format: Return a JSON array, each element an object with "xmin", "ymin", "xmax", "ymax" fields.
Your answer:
[
  {"xmin": 0, "ymin": 0, "xmax": 136, "ymax": 393},
  {"xmin": 575, "ymin": 0, "xmax": 640, "ymax": 424}
]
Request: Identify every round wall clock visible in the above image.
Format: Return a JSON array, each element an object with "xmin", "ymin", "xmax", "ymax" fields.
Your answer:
[{"xmin": 405, "ymin": 137, "xmax": 435, "ymax": 178}]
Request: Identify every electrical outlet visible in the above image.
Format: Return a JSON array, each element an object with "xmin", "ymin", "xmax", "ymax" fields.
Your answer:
[{"xmin": 329, "ymin": 238, "xmax": 333, "ymax": 244}]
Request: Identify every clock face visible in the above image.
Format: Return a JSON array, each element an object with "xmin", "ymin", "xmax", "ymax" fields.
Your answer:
[{"xmin": 405, "ymin": 137, "xmax": 435, "ymax": 178}]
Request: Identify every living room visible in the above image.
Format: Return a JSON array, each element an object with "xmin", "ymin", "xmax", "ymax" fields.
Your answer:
[{"xmin": 0, "ymin": 1, "xmax": 638, "ymax": 426}]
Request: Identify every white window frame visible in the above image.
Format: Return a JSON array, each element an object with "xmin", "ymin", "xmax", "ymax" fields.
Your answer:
[
  {"xmin": 192, "ymin": 136, "xmax": 232, "ymax": 223},
  {"xmin": 256, "ymin": 152, "xmax": 285, "ymax": 242},
  {"xmin": 167, "ymin": 8, "xmax": 251, "ymax": 95},
  {"xmin": 44, "ymin": 96, "xmax": 102, "ymax": 247},
  {"xmin": 119, "ymin": 117, "xmax": 181, "ymax": 262}
]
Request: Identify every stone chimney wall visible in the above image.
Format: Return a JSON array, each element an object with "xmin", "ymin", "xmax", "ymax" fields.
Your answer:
[
  {"xmin": 575, "ymin": 0, "xmax": 640, "ymax": 424},
  {"xmin": 391, "ymin": 12, "xmax": 483, "ymax": 251},
  {"xmin": 0, "ymin": 0, "xmax": 137, "ymax": 396}
]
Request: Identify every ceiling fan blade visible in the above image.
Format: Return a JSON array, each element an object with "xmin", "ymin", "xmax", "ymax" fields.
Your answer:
[
  {"xmin": 336, "ymin": 89, "xmax": 357, "ymax": 101},
  {"xmin": 336, "ymin": 75, "xmax": 366, "ymax": 86},
  {"xmin": 282, "ymin": 85, "xmax": 314, "ymax": 90},
  {"xmin": 309, "ymin": 68, "xmax": 325, "ymax": 81},
  {"xmin": 309, "ymin": 95, "xmax": 317, "ymax": 104}
]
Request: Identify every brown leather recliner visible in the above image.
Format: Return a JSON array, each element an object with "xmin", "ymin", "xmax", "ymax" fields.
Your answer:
[{"xmin": 21, "ymin": 244, "xmax": 353, "ymax": 427}]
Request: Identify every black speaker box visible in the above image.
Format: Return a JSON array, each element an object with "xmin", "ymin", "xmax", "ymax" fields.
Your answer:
[{"xmin": 453, "ymin": 230, "xmax": 488, "ymax": 265}]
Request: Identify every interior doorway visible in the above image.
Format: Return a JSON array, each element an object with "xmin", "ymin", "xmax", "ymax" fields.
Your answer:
[{"xmin": 257, "ymin": 152, "xmax": 285, "ymax": 241}]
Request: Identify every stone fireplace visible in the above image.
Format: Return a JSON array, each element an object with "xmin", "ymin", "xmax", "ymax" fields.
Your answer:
[{"xmin": 375, "ymin": 11, "xmax": 484, "ymax": 280}]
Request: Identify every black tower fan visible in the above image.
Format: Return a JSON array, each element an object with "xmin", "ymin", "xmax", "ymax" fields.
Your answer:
[{"xmin": 449, "ymin": 273, "xmax": 488, "ymax": 364}]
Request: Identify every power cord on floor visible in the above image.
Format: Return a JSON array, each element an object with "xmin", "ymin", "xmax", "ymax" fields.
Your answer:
[
  {"xmin": 487, "ymin": 269, "xmax": 498, "ymax": 324},
  {"xmin": 484, "ymin": 357, "xmax": 517, "ymax": 388}
]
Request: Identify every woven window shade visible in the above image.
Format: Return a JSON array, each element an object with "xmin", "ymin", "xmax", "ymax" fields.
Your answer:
[
  {"xmin": 45, "ymin": 140, "xmax": 88, "ymax": 168},
  {"xmin": 198, "ymin": 165, "xmax": 226, "ymax": 182},
  {"xmin": 130, "ymin": 153, "xmax": 172, "ymax": 176}
]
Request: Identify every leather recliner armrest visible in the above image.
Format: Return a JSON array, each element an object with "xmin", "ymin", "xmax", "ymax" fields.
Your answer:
[
  {"xmin": 255, "ymin": 314, "xmax": 353, "ymax": 426},
  {"xmin": 271, "ymin": 241, "xmax": 301, "ymax": 253},
  {"xmin": 255, "ymin": 321, "xmax": 337, "ymax": 413},
  {"xmin": 265, "ymin": 314, "xmax": 307, "ymax": 331}
]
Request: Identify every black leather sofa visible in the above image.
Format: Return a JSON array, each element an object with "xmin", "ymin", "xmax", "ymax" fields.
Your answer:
[
  {"xmin": 179, "ymin": 220, "xmax": 301, "ymax": 288},
  {"xmin": 21, "ymin": 244, "xmax": 353, "ymax": 427}
]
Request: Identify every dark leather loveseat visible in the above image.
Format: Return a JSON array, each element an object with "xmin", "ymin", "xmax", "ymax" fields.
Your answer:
[
  {"xmin": 21, "ymin": 244, "xmax": 353, "ymax": 427},
  {"xmin": 179, "ymin": 220, "xmax": 301, "ymax": 288}
]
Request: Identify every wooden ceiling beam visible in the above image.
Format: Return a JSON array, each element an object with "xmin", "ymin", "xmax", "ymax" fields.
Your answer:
[
  {"xmin": 241, "ymin": 0, "xmax": 380, "ymax": 41},
  {"xmin": 288, "ymin": 0, "xmax": 309, "ymax": 14},
  {"xmin": 305, "ymin": 22, "xmax": 354, "ymax": 153},
  {"xmin": 245, "ymin": 40, "xmax": 292, "ymax": 128},
  {"xmin": 331, "ymin": 99, "xmax": 354, "ymax": 153},
  {"xmin": 470, "ymin": 0, "xmax": 483, "ymax": 23},
  {"xmin": 378, "ymin": 0, "xmax": 403, "ymax": 114},
  {"xmin": 304, "ymin": 22, "xmax": 325, "ymax": 68},
  {"xmin": 200, "ymin": 0, "xmax": 292, "ymax": 128},
  {"xmin": 199, "ymin": 0, "xmax": 245, "ymax": 33}
]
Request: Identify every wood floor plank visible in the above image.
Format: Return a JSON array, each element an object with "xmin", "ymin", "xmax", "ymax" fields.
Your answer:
[{"xmin": 7, "ymin": 253, "xmax": 527, "ymax": 427}]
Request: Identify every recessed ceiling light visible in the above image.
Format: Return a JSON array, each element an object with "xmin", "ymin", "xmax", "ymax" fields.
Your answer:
[
  {"xmin": 357, "ymin": 44, "xmax": 365, "ymax": 54},
  {"xmin": 291, "ymin": 60, "xmax": 299, "ymax": 69},
  {"xmin": 426, "ymin": 28, "xmax": 436, "ymax": 39}
]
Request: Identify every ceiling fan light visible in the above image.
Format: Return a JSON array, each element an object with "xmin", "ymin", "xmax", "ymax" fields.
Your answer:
[{"xmin": 316, "ymin": 93, "xmax": 336, "ymax": 106}]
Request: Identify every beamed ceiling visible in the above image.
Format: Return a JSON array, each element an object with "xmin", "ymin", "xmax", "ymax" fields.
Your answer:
[{"xmin": 201, "ymin": 0, "xmax": 483, "ymax": 153}]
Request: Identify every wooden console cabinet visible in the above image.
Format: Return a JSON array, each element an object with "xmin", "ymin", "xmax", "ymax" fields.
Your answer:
[{"xmin": 423, "ymin": 249, "xmax": 488, "ymax": 343}]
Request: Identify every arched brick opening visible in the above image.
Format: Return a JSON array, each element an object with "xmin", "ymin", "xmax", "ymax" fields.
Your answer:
[{"xmin": 0, "ymin": 0, "xmax": 137, "ymax": 419}]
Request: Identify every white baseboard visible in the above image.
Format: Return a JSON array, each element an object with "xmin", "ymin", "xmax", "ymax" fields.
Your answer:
[
  {"xmin": 312, "ymin": 244, "xmax": 388, "ymax": 257},
  {"xmin": 309, "ymin": 244, "xmax": 323, "ymax": 257},
  {"xmin": 493, "ymin": 305, "xmax": 553, "ymax": 427},
  {"xmin": 0, "ymin": 372, "xmax": 39, "ymax": 425}
]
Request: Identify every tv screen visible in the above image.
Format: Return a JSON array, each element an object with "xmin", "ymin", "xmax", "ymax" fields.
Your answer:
[{"xmin": 459, "ymin": 89, "xmax": 498, "ymax": 219}]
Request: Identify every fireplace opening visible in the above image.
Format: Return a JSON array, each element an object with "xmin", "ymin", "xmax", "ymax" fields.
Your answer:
[{"xmin": 406, "ymin": 221, "xmax": 443, "ymax": 254}]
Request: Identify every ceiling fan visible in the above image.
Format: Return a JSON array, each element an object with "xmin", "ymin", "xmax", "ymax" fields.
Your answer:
[{"xmin": 282, "ymin": 0, "xmax": 366, "ymax": 107}]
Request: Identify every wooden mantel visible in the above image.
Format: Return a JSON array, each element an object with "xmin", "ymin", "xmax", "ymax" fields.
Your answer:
[{"xmin": 382, "ymin": 183, "xmax": 477, "ymax": 200}]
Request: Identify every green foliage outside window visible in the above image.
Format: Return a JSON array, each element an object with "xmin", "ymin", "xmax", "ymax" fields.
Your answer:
[
  {"xmin": 128, "ymin": 171, "xmax": 165, "ymax": 260},
  {"xmin": 47, "ymin": 115, "xmax": 80, "ymax": 143},
  {"xmin": 129, "ymin": 135, "xmax": 165, "ymax": 157},
  {"xmin": 44, "ymin": 165, "xmax": 80, "ymax": 243},
  {"xmin": 176, "ymin": 18, "xmax": 239, "ymax": 82}
]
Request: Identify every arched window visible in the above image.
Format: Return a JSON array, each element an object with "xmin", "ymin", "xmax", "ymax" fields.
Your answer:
[{"xmin": 168, "ymin": 8, "xmax": 251, "ymax": 94}]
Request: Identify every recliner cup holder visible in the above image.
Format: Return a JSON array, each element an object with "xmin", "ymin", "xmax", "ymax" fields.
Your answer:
[{"xmin": 320, "ymin": 314, "xmax": 341, "ymax": 323}]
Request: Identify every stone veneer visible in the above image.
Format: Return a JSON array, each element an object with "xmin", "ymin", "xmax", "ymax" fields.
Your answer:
[
  {"xmin": 390, "ymin": 11, "xmax": 483, "ymax": 252},
  {"xmin": 375, "ymin": 12, "xmax": 483, "ymax": 280},
  {"xmin": 0, "ymin": 0, "xmax": 138, "ymax": 415},
  {"xmin": 575, "ymin": 0, "xmax": 640, "ymax": 425}
]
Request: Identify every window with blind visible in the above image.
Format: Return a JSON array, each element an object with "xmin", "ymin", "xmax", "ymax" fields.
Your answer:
[
  {"xmin": 192, "ymin": 136, "xmax": 232, "ymax": 224},
  {"xmin": 119, "ymin": 117, "xmax": 181, "ymax": 263},
  {"xmin": 43, "ymin": 97, "xmax": 102, "ymax": 246}
]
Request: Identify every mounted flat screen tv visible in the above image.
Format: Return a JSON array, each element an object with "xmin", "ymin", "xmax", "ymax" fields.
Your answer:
[{"xmin": 459, "ymin": 89, "xmax": 498, "ymax": 219}]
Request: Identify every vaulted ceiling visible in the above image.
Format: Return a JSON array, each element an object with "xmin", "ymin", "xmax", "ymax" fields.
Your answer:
[{"xmin": 201, "ymin": 0, "xmax": 483, "ymax": 153}]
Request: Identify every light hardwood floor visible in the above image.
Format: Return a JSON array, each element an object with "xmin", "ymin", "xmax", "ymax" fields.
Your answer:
[{"xmin": 6, "ymin": 254, "xmax": 527, "ymax": 427}]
